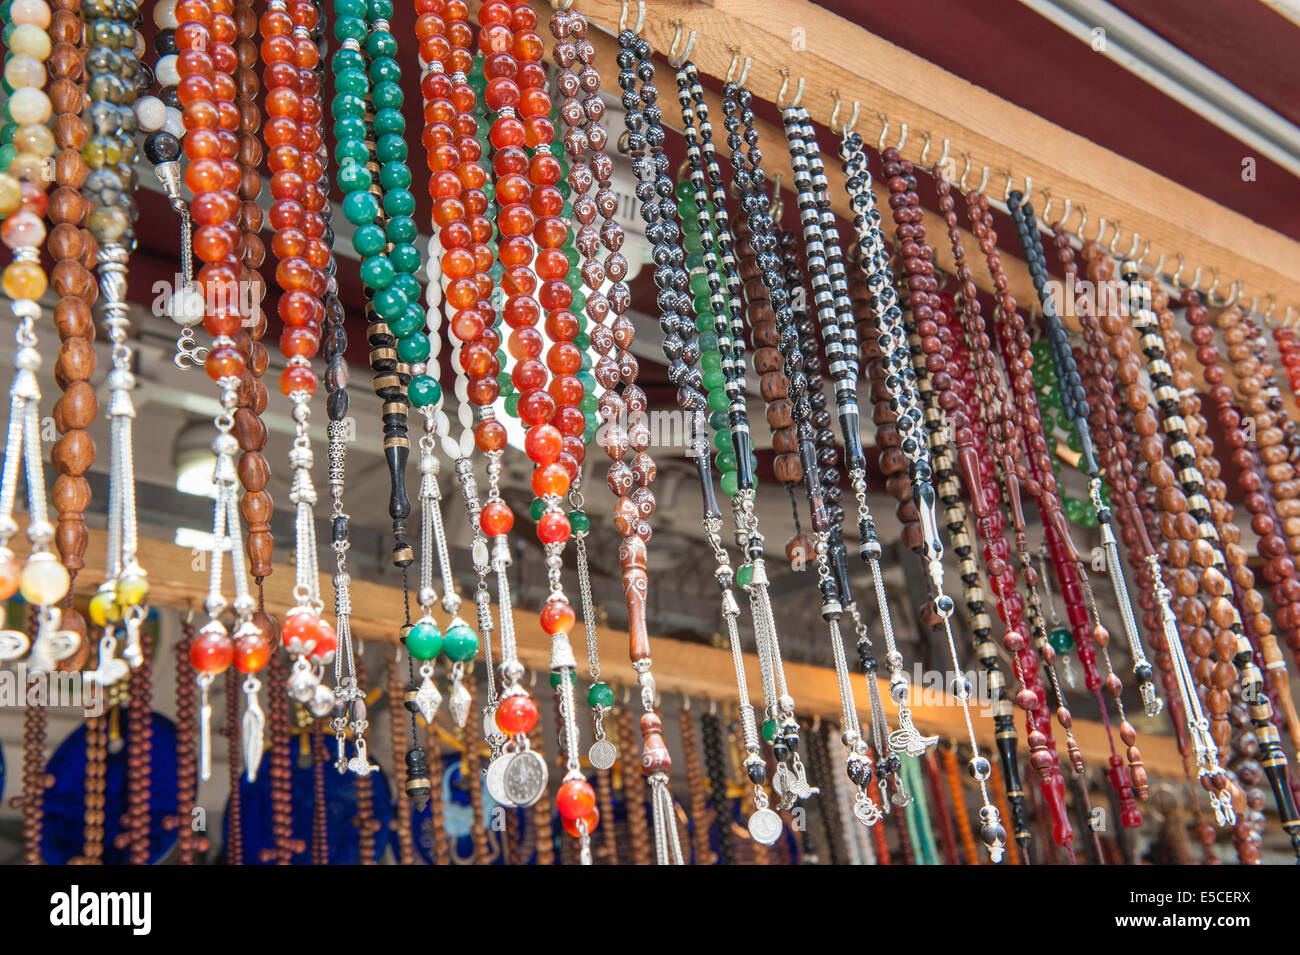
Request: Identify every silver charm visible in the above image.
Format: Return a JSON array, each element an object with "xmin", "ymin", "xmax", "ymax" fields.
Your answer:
[
  {"xmin": 853, "ymin": 788, "xmax": 883, "ymax": 826},
  {"xmin": 414, "ymin": 662, "xmax": 442, "ymax": 723},
  {"xmin": 485, "ymin": 752, "xmax": 516, "ymax": 807},
  {"xmin": 448, "ymin": 664, "xmax": 471, "ymax": 728},
  {"xmin": 0, "ymin": 629, "xmax": 31, "ymax": 662},
  {"xmin": 241, "ymin": 675, "xmax": 265, "ymax": 782},
  {"xmin": 348, "ymin": 737, "xmax": 379, "ymax": 776},
  {"xmin": 502, "ymin": 747, "xmax": 548, "ymax": 807},
  {"xmin": 588, "ymin": 737, "xmax": 617, "ymax": 771},
  {"xmin": 888, "ymin": 707, "xmax": 939, "ymax": 758},
  {"xmin": 748, "ymin": 807, "xmax": 783, "ymax": 845},
  {"xmin": 86, "ymin": 634, "xmax": 129, "ymax": 686}
]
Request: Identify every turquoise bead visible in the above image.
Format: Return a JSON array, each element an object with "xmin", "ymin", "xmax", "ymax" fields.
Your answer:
[
  {"xmin": 333, "ymin": 116, "xmax": 367, "ymax": 143},
  {"xmin": 587, "ymin": 682, "xmax": 614, "ymax": 708},
  {"xmin": 392, "ymin": 273, "xmax": 421, "ymax": 303},
  {"xmin": 368, "ymin": 55, "xmax": 401, "ymax": 86},
  {"xmin": 385, "ymin": 215, "xmax": 416, "ymax": 244},
  {"xmin": 443, "ymin": 624, "xmax": 478, "ymax": 663},
  {"xmin": 342, "ymin": 190, "xmax": 379, "ymax": 225},
  {"xmin": 376, "ymin": 134, "xmax": 407, "ymax": 162},
  {"xmin": 334, "ymin": 68, "xmax": 368, "ymax": 96},
  {"xmin": 366, "ymin": 31, "xmax": 397, "ymax": 58},
  {"xmin": 374, "ymin": 106, "xmax": 405, "ymax": 135},
  {"xmin": 331, "ymin": 91, "xmax": 367, "ymax": 118},
  {"xmin": 372, "ymin": 286, "xmax": 408, "ymax": 321},
  {"xmin": 396, "ymin": 333, "xmax": 431, "ymax": 364},
  {"xmin": 335, "ymin": 139, "xmax": 368, "ymax": 165},
  {"xmin": 360, "ymin": 255, "xmax": 395, "ymax": 290},
  {"xmin": 405, "ymin": 620, "xmax": 443, "ymax": 661},
  {"xmin": 707, "ymin": 389, "xmax": 728, "ymax": 412},
  {"xmin": 331, "ymin": 49, "xmax": 365, "ymax": 73},
  {"xmin": 379, "ymin": 161, "xmax": 411, "ymax": 191},
  {"xmin": 389, "ymin": 243, "xmax": 420, "ymax": 274},
  {"xmin": 351, "ymin": 224, "xmax": 386, "ymax": 258},
  {"xmin": 383, "ymin": 188, "xmax": 415, "ymax": 218},
  {"xmin": 333, "ymin": 15, "xmax": 367, "ymax": 42},
  {"xmin": 390, "ymin": 302, "xmax": 425, "ymax": 337},
  {"xmin": 408, "ymin": 375, "xmax": 442, "ymax": 408},
  {"xmin": 720, "ymin": 470, "xmax": 740, "ymax": 497},
  {"xmin": 337, "ymin": 160, "xmax": 371, "ymax": 194}
]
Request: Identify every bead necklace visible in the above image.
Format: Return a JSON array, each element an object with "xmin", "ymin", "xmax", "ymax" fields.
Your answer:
[
  {"xmin": 721, "ymin": 81, "xmax": 832, "ymax": 818},
  {"xmin": 609, "ymin": 24, "xmax": 684, "ymax": 864},
  {"xmin": 46, "ymin": 0, "xmax": 97, "ymax": 629},
  {"xmin": 948, "ymin": 182, "xmax": 1074, "ymax": 854},
  {"xmin": 1185, "ymin": 296, "xmax": 1300, "ymax": 747},
  {"xmin": 1119, "ymin": 259, "xmax": 1300, "ymax": 847},
  {"xmin": 673, "ymin": 58, "xmax": 796, "ymax": 838},
  {"xmin": 179, "ymin": 0, "xmax": 267, "ymax": 782},
  {"xmin": 0, "ymin": 0, "xmax": 76, "ymax": 672},
  {"xmin": 1009, "ymin": 191, "xmax": 1160, "ymax": 717},
  {"xmin": 699, "ymin": 705, "xmax": 734, "ymax": 865},
  {"xmin": 546, "ymin": 3, "xmax": 621, "ymax": 777},
  {"xmin": 853, "ymin": 145, "xmax": 1003, "ymax": 858},
  {"xmin": 476, "ymin": 0, "xmax": 574, "ymax": 818},
  {"xmin": 174, "ymin": 613, "xmax": 199, "ymax": 863}
]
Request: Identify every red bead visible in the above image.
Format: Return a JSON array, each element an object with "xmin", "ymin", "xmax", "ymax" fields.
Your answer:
[
  {"xmin": 309, "ymin": 618, "xmax": 337, "ymax": 662},
  {"xmin": 531, "ymin": 462, "xmax": 570, "ymax": 498},
  {"xmin": 524, "ymin": 423, "xmax": 562, "ymax": 464},
  {"xmin": 281, "ymin": 609, "xmax": 324, "ymax": 655},
  {"xmin": 280, "ymin": 364, "xmax": 318, "ymax": 396},
  {"xmin": 233, "ymin": 629, "xmax": 271, "ymax": 673},
  {"xmin": 537, "ymin": 510, "xmax": 571, "ymax": 545},
  {"xmin": 561, "ymin": 806, "xmax": 599, "ymax": 838},
  {"xmin": 480, "ymin": 500, "xmax": 514, "ymax": 537},
  {"xmin": 555, "ymin": 778, "xmax": 596, "ymax": 820},
  {"xmin": 475, "ymin": 420, "xmax": 508, "ymax": 452},
  {"xmin": 191, "ymin": 628, "xmax": 234, "ymax": 674},
  {"xmin": 496, "ymin": 693, "xmax": 539, "ymax": 735},
  {"xmin": 540, "ymin": 597, "xmax": 575, "ymax": 634}
]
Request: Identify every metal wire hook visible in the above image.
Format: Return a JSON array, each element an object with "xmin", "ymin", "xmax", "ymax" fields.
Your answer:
[
  {"xmin": 1074, "ymin": 204, "xmax": 1088, "ymax": 242},
  {"xmin": 777, "ymin": 68, "xmax": 805, "ymax": 109},
  {"xmin": 876, "ymin": 112, "xmax": 889, "ymax": 152},
  {"xmin": 1002, "ymin": 170, "xmax": 1014, "ymax": 202},
  {"xmin": 1151, "ymin": 251, "xmax": 1166, "ymax": 279},
  {"xmin": 618, "ymin": 0, "xmax": 645, "ymax": 35},
  {"xmin": 896, "ymin": 122, "xmax": 909, "ymax": 154},
  {"xmin": 975, "ymin": 164, "xmax": 989, "ymax": 195},
  {"xmin": 667, "ymin": 18, "xmax": 696, "ymax": 68},
  {"xmin": 959, "ymin": 151, "xmax": 972, "ymax": 192},
  {"xmin": 920, "ymin": 131, "xmax": 932, "ymax": 166},
  {"xmin": 936, "ymin": 137, "xmax": 950, "ymax": 171},
  {"xmin": 829, "ymin": 91, "xmax": 858, "ymax": 136},
  {"xmin": 1206, "ymin": 267, "xmax": 1221, "ymax": 301},
  {"xmin": 1223, "ymin": 280, "xmax": 1242, "ymax": 308},
  {"xmin": 1123, "ymin": 231, "xmax": 1141, "ymax": 261},
  {"xmin": 725, "ymin": 47, "xmax": 751, "ymax": 86},
  {"xmin": 1172, "ymin": 253, "xmax": 1186, "ymax": 288},
  {"xmin": 1108, "ymin": 221, "xmax": 1123, "ymax": 256}
]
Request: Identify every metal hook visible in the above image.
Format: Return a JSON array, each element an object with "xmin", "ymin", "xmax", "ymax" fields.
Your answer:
[
  {"xmin": 1206, "ymin": 267, "xmax": 1221, "ymax": 301},
  {"xmin": 896, "ymin": 122, "xmax": 908, "ymax": 154},
  {"xmin": 959, "ymin": 152, "xmax": 972, "ymax": 192},
  {"xmin": 1249, "ymin": 295, "xmax": 1260, "ymax": 317},
  {"xmin": 1137, "ymin": 237, "xmax": 1151, "ymax": 266},
  {"xmin": 1172, "ymin": 253, "xmax": 1186, "ymax": 289},
  {"xmin": 920, "ymin": 132, "xmax": 932, "ymax": 166},
  {"xmin": 618, "ymin": 0, "xmax": 645, "ymax": 35},
  {"xmin": 877, "ymin": 112, "xmax": 889, "ymax": 153},
  {"xmin": 1108, "ymin": 222, "xmax": 1123, "ymax": 256},
  {"xmin": 1223, "ymin": 280, "xmax": 1242, "ymax": 308},
  {"xmin": 1124, "ymin": 231, "xmax": 1141, "ymax": 261},
  {"xmin": 1189, "ymin": 265, "xmax": 1204, "ymax": 291},
  {"xmin": 1266, "ymin": 294, "xmax": 1277, "ymax": 320},
  {"xmin": 667, "ymin": 18, "xmax": 696, "ymax": 68},
  {"xmin": 777, "ymin": 68, "xmax": 805, "ymax": 110},
  {"xmin": 1002, "ymin": 170, "xmax": 1014, "ymax": 202},
  {"xmin": 1285, "ymin": 306, "xmax": 1296, "ymax": 329},
  {"xmin": 725, "ymin": 47, "xmax": 751, "ymax": 86},
  {"xmin": 1074, "ymin": 204, "xmax": 1088, "ymax": 242},
  {"xmin": 976, "ymin": 164, "xmax": 989, "ymax": 195},
  {"xmin": 1093, "ymin": 216, "xmax": 1108, "ymax": 245},
  {"xmin": 936, "ymin": 137, "xmax": 950, "ymax": 172}
]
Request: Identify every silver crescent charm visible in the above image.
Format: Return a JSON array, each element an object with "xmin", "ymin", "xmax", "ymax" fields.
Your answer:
[
  {"xmin": 0, "ymin": 629, "xmax": 31, "ymax": 662},
  {"xmin": 485, "ymin": 753, "xmax": 516, "ymax": 807},
  {"xmin": 587, "ymin": 737, "xmax": 617, "ymax": 771},
  {"xmin": 747, "ymin": 807, "xmax": 783, "ymax": 846},
  {"xmin": 502, "ymin": 748, "xmax": 548, "ymax": 808}
]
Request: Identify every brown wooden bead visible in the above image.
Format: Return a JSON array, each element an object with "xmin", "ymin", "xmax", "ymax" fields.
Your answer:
[{"xmin": 51, "ymin": 430, "xmax": 94, "ymax": 476}]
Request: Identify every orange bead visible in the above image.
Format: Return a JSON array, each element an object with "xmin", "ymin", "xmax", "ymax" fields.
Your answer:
[
  {"xmin": 531, "ymin": 462, "xmax": 569, "ymax": 498},
  {"xmin": 279, "ymin": 364, "xmax": 317, "ymax": 396},
  {"xmin": 205, "ymin": 345, "xmax": 245, "ymax": 381},
  {"xmin": 480, "ymin": 500, "xmax": 514, "ymax": 537},
  {"xmin": 474, "ymin": 420, "xmax": 508, "ymax": 452}
]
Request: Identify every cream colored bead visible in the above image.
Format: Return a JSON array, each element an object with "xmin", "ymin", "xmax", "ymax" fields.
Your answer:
[
  {"xmin": 8, "ymin": 0, "xmax": 51, "ymax": 27},
  {"xmin": 7, "ymin": 23, "xmax": 51, "ymax": 60},
  {"xmin": 13, "ymin": 123, "xmax": 55, "ymax": 158},
  {"xmin": 7, "ymin": 88, "xmax": 52, "ymax": 126},
  {"xmin": 19, "ymin": 554, "xmax": 70, "ymax": 606},
  {"xmin": 3, "ymin": 54, "xmax": 45, "ymax": 90},
  {"xmin": 153, "ymin": 0, "xmax": 179, "ymax": 28}
]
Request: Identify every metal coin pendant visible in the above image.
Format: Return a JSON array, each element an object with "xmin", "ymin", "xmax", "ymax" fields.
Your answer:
[
  {"xmin": 748, "ymin": 808, "xmax": 783, "ymax": 846},
  {"xmin": 485, "ymin": 753, "xmax": 516, "ymax": 807},
  {"xmin": 588, "ymin": 738, "xmax": 617, "ymax": 771},
  {"xmin": 503, "ymin": 748, "xmax": 549, "ymax": 807}
]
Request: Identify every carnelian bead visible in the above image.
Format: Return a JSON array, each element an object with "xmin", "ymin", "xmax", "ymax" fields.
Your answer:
[
  {"xmin": 280, "ymin": 364, "xmax": 317, "ymax": 396},
  {"xmin": 503, "ymin": 266, "xmax": 536, "ymax": 297},
  {"xmin": 497, "ymin": 203, "xmax": 534, "ymax": 236},
  {"xmin": 534, "ymin": 216, "xmax": 568, "ymax": 249},
  {"xmin": 553, "ymin": 405, "xmax": 586, "ymax": 437},
  {"xmin": 450, "ymin": 308, "xmax": 484, "ymax": 342},
  {"xmin": 475, "ymin": 420, "xmax": 508, "ymax": 452},
  {"xmin": 549, "ymin": 375, "xmax": 584, "ymax": 408},
  {"xmin": 544, "ymin": 310, "xmax": 579, "ymax": 341},
  {"xmin": 556, "ymin": 452, "xmax": 580, "ymax": 483},
  {"xmin": 517, "ymin": 390, "xmax": 555, "ymax": 426},
  {"xmin": 281, "ymin": 609, "xmax": 324, "ymax": 655},
  {"xmin": 561, "ymin": 807, "xmax": 599, "ymax": 838},
  {"xmin": 531, "ymin": 462, "xmax": 569, "ymax": 498},
  {"xmin": 499, "ymin": 234, "xmax": 533, "ymax": 266},
  {"xmin": 539, "ymin": 280, "xmax": 573, "ymax": 311},
  {"xmin": 539, "ymin": 597, "xmax": 575, "ymax": 634},
  {"xmin": 480, "ymin": 500, "xmax": 514, "ymax": 537},
  {"xmin": 502, "ymin": 294, "xmax": 540, "ymax": 329},
  {"xmin": 511, "ymin": 357, "xmax": 547, "ymax": 393},
  {"xmin": 561, "ymin": 435, "xmax": 586, "ymax": 467},
  {"xmin": 275, "ymin": 256, "xmax": 315, "ymax": 291},
  {"xmin": 190, "ymin": 629, "xmax": 233, "ymax": 674},
  {"xmin": 537, "ymin": 511, "xmax": 571, "ymax": 545},
  {"xmin": 459, "ymin": 342, "xmax": 493, "ymax": 376},
  {"xmin": 529, "ymin": 153, "xmax": 561, "ymax": 185},
  {"xmin": 202, "ymin": 313, "xmax": 242, "ymax": 338},
  {"xmin": 466, "ymin": 376, "xmax": 499, "ymax": 405},
  {"xmin": 233, "ymin": 630, "xmax": 271, "ymax": 673},
  {"xmin": 524, "ymin": 423, "xmax": 562, "ymax": 464},
  {"xmin": 205, "ymin": 345, "xmax": 245, "ymax": 380},
  {"xmin": 496, "ymin": 693, "xmax": 538, "ymax": 735},
  {"xmin": 280, "ymin": 326, "xmax": 320, "ymax": 359},
  {"xmin": 309, "ymin": 619, "xmax": 337, "ymax": 661},
  {"xmin": 555, "ymin": 778, "xmax": 596, "ymax": 820},
  {"xmin": 534, "ymin": 248, "xmax": 568, "ymax": 279},
  {"xmin": 193, "ymin": 224, "xmax": 234, "ymax": 262},
  {"xmin": 508, "ymin": 327, "xmax": 543, "ymax": 358},
  {"xmin": 546, "ymin": 342, "xmax": 581, "ymax": 375}
]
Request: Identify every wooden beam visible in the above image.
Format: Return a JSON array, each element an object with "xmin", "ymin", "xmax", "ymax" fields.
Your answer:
[
  {"xmin": 18, "ymin": 527, "xmax": 1185, "ymax": 778},
  {"xmin": 575, "ymin": 0, "xmax": 1300, "ymax": 318}
]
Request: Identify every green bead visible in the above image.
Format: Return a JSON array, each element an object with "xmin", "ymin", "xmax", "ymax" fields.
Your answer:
[
  {"xmin": 707, "ymin": 388, "xmax": 728, "ymax": 412},
  {"xmin": 392, "ymin": 273, "xmax": 421, "ymax": 303},
  {"xmin": 376, "ymin": 133, "xmax": 407, "ymax": 163},
  {"xmin": 761, "ymin": 718, "xmax": 776, "ymax": 741},
  {"xmin": 568, "ymin": 510, "xmax": 590, "ymax": 535},
  {"xmin": 587, "ymin": 682, "xmax": 615, "ymax": 708},
  {"xmin": 549, "ymin": 670, "xmax": 578, "ymax": 687},
  {"xmin": 708, "ymin": 410, "xmax": 729, "ymax": 433},
  {"xmin": 368, "ymin": 0, "xmax": 394, "ymax": 19},
  {"xmin": 389, "ymin": 302, "xmax": 424, "ymax": 337},
  {"xmin": 444, "ymin": 624, "xmax": 479, "ymax": 662},
  {"xmin": 333, "ymin": 15, "xmax": 367, "ymax": 43},
  {"xmin": 703, "ymin": 367, "xmax": 726, "ymax": 391},
  {"xmin": 715, "ymin": 450, "xmax": 737, "ymax": 472},
  {"xmin": 574, "ymin": 331, "xmax": 590, "ymax": 352},
  {"xmin": 720, "ymin": 470, "xmax": 739, "ymax": 497},
  {"xmin": 360, "ymin": 255, "xmax": 395, "ymax": 290},
  {"xmin": 348, "ymin": 223, "xmax": 384, "ymax": 259},
  {"xmin": 698, "ymin": 331, "xmax": 718, "ymax": 352},
  {"xmin": 689, "ymin": 271, "xmax": 710, "ymax": 297},
  {"xmin": 695, "ymin": 311, "xmax": 715, "ymax": 334},
  {"xmin": 683, "ymin": 232, "xmax": 704, "ymax": 255},
  {"xmin": 1066, "ymin": 430, "xmax": 1082, "ymax": 453},
  {"xmin": 497, "ymin": 372, "xmax": 514, "ymax": 395},
  {"xmin": 366, "ymin": 31, "xmax": 397, "ymax": 58},
  {"xmin": 529, "ymin": 497, "xmax": 546, "ymax": 521},
  {"xmin": 368, "ymin": 55, "xmax": 402, "ymax": 86},
  {"xmin": 396, "ymin": 333, "xmax": 431, "ymax": 364},
  {"xmin": 712, "ymin": 429, "xmax": 730, "ymax": 452},
  {"xmin": 331, "ymin": 48, "xmax": 365, "ymax": 74},
  {"xmin": 737, "ymin": 564, "xmax": 754, "ymax": 588},
  {"xmin": 582, "ymin": 421, "xmax": 598, "ymax": 445},
  {"xmin": 379, "ymin": 161, "xmax": 411, "ymax": 191},
  {"xmin": 342, "ymin": 189, "xmax": 379, "ymax": 226},
  {"xmin": 331, "ymin": 91, "xmax": 367, "ymax": 118},
  {"xmin": 374, "ymin": 106, "xmax": 405, "ymax": 136},
  {"xmin": 675, "ymin": 180, "xmax": 694, "ymax": 202},
  {"xmin": 385, "ymin": 215, "xmax": 417, "ymax": 244},
  {"xmin": 335, "ymin": 138, "xmax": 369, "ymax": 165},
  {"xmin": 334, "ymin": 68, "xmax": 368, "ymax": 97},
  {"xmin": 389, "ymin": 242, "xmax": 420, "ymax": 274},
  {"xmin": 334, "ymin": 0, "xmax": 367, "ymax": 17},
  {"xmin": 371, "ymin": 286, "xmax": 408, "ymax": 321},
  {"xmin": 571, "ymin": 289, "xmax": 587, "ymax": 314},
  {"xmin": 408, "ymin": 375, "xmax": 442, "ymax": 408},
  {"xmin": 405, "ymin": 620, "xmax": 443, "ymax": 660},
  {"xmin": 1048, "ymin": 627, "xmax": 1075, "ymax": 653},
  {"xmin": 580, "ymin": 392, "xmax": 597, "ymax": 414},
  {"xmin": 1079, "ymin": 507, "xmax": 1098, "ymax": 529},
  {"xmin": 383, "ymin": 187, "xmax": 415, "ymax": 218},
  {"xmin": 504, "ymin": 393, "xmax": 519, "ymax": 417}
]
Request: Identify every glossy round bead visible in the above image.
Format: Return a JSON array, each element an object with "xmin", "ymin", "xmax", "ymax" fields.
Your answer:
[
  {"xmin": 496, "ymin": 693, "xmax": 539, "ymax": 735},
  {"xmin": 191, "ymin": 628, "xmax": 234, "ymax": 674},
  {"xmin": 556, "ymin": 777, "xmax": 596, "ymax": 820},
  {"xmin": 408, "ymin": 374, "xmax": 442, "ymax": 407},
  {"xmin": 480, "ymin": 500, "xmax": 513, "ymax": 536},
  {"xmin": 405, "ymin": 619, "xmax": 444, "ymax": 660},
  {"xmin": 18, "ymin": 555, "xmax": 69, "ymax": 605},
  {"xmin": 87, "ymin": 588, "xmax": 123, "ymax": 626},
  {"xmin": 443, "ymin": 623, "xmax": 479, "ymax": 663},
  {"xmin": 233, "ymin": 630, "xmax": 272, "ymax": 674},
  {"xmin": 281, "ymin": 609, "xmax": 325, "ymax": 655},
  {"xmin": 587, "ymin": 681, "xmax": 614, "ymax": 708},
  {"xmin": 540, "ymin": 597, "xmax": 575, "ymax": 635},
  {"xmin": 561, "ymin": 806, "xmax": 599, "ymax": 838},
  {"xmin": 537, "ymin": 510, "xmax": 571, "ymax": 544},
  {"xmin": 114, "ymin": 574, "xmax": 150, "ymax": 607},
  {"xmin": 523, "ymin": 423, "xmax": 561, "ymax": 464},
  {"xmin": 0, "ymin": 552, "xmax": 20, "ymax": 600}
]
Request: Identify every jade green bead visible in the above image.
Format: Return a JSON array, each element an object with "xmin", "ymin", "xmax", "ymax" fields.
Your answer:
[
  {"xmin": 359, "ymin": 255, "xmax": 395, "ymax": 290},
  {"xmin": 371, "ymin": 286, "xmax": 407, "ymax": 321},
  {"xmin": 335, "ymin": 0, "xmax": 366, "ymax": 16},
  {"xmin": 408, "ymin": 375, "xmax": 442, "ymax": 408},
  {"xmin": 568, "ymin": 510, "xmax": 590, "ymax": 535},
  {"xmin": 1048, "ymin": 627, "xmax": 1074, "ymax": 653},
  {"xmin": 386, "ymin": 215, "xmax": 416, "ymax": 244},
  {"xmin": 335, "ymin": 139, "xmax": 368, "ymax": 165},
  {"xmin": 396, "ymin": 333, "xmax": 431, "ymax": 364},
  {"xmin": 715, "ymin": 450, "xmax": 737, "ymax": 472},
  {"xmin": 504, "ymin": 393, "xmax": 519, "ymax": 417},
  {"xmin": 707, "ymin": 388, "xmax": 728, "ymax": 412},
  {"xmin": 497, "ymin": 372, "xmax": 514, "ymax": 395},
  {"xmin": 366, "ymin": 31, "xmax": 396, "ymax": 58},
  {"xmin": 389, "ymin": 243, "xmax": 420, "ymax": 274},
  {"xmin": 712, "ymin": 429, "xmax": 730, "ymax": 452},
  {"xmin": 390, "ymin": 302, "xmax": 424, "ymax": 337},
  {"xmin": 391, "ymin": 274, "xmax": 421, "ymax": 304},
  {"xmin": 334, "ymin": 116, "xmax": 366, "ymax": 143},
  {"xmin": 529, "ymin": 498, "xmax": 546, "ymax": 521},
  {"xmin": 334, "ymin": 69, "xmax": 368, "ymax": 97},
  {"xmin": 720, "ymin": 470, "xmax": 739, "ymax": 497},
  {"xmin": 337, "ymin": 160, "xmax": 371, "ymax": 193},
  {"xmin": 737, "ymin": 564, "xmax": 754, "ymax": 588},
  {"xmin": 376, "ymin": 134, "xmax": 407, "ymax": 163},
  {"xmin": 588, "ymin": 682, "xmax": 615, "ymax": 708},
  {"xmin": 383, "ymin": 188, "xmax": 415, "ymax": 218},
  {"xmin": 351, "ymin": 223, "xmax": 386, "ymax": 258},
  {"xmin": 368, "ymin": 56, "xmax": 401, "ymax": 86},
  {"xmin": 333, "ymin": 16, "xmax": 366, "ymax": 42},
  {"xmin": 405, "ymin": 620, "xmax": 443, "ymax": 660},
  {"xmin": 342, "ymin": 190, "xmax": 379, "ymax": 225},
  {"xmin": 708, "ymin": 410, "xmax": 728, "ymax": 433},
  {"xmin": 331, "ymin": 91, "xmax": 366, "ymax": 118},
  {"xmin": 700, "ymin": 350, "xmax": 722, "ymax": 372},
  {"xmin": 444, "ymin": 624, "xmax": 478, "ymax": 663},
  {"xmin": 331, "ymin": 49, "xmax": 364, "ymax": 73},
  {"xmin": 695, "ymin": 311, "xmax": 714, "ymax": 333}
]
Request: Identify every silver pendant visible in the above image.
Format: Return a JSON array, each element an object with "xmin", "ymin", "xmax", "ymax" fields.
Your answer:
[
  {"xmin": 588, "ymin": 737, "xmax": 617, "ymax": 771},
  {"xmin": 0, "ymin": 629, "xmax": 30, "ymax": 662},
  {"xmin": 485, "ymin": 752, "xmax": 516, "ymax": 807},
  {"xmin": 86, "ymin": 634, "xmax": 128, "ymax": 686},
  {"xmin": 888, "ymin": 709, "xmax": 939, "ymax": 757},
  {"xmin": 242, "ymin": 676, "xmax": 265, "ymax": 782},
  {"xmin": 748, "ymin": 807, "xmax": 783, "ymax": 845},
  {"xmin": 853, "ymin": 789, "xmax": 883, "ymax": 826},
  {"xmin": 449, "ymin": 677, "xmax": 471, "ymax": 728},
  {"xmin": 347, "ymin": 737, "xmax": 380, "ymax": 776},
  {"xmin": 503, "ymin": 747, "xmax": 548, "ymax": 807},
  {"xmin": 414, "ymin": 668, "xmax": 442, "ymax": 723}
]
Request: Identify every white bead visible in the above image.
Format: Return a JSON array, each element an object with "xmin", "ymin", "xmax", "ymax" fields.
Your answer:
[
  {"xmin": 424, "ymin": 255, "xmax": 441, "ymax": 281},
  {"xmin": 154, "ymin": 54, "xmax": 181, "ymax": 87},
  {"xmin": 425, "ymin": 281, "xmax": 442, "ymax": 307},
  {"xmin": 162, "ymin": 106, "xmax": 186, "ymax": 139},
  {"xmin": 166, "ymin": 285, "xmax": 205, "ymax": 326},
  {"xmin": 134, "ymin": 95, "xmax": 166, "ymax": 133},
  {"xmin": 427, "ymin": 332, "xmax": 441, "ymax": 358},
  {"xmin": 19, "ymin": 555, "xmax": 69, "ymax": 605},
  {"xmin": 153, "ymin": 0, "xmax": 179, "ymax": 28}
]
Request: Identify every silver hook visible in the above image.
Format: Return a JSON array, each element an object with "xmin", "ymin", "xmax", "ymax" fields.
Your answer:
[
  {"xmin": 1108, "ymin": 222, "xmax": 1123, "ymax": 256},
  {"xmin": 1093, "ymin": 215, "xmax": 1108, "ymax": 245},
  {"xmin": 1266, "ymin": 294, "xmax": 1277, "ymax": 321},
  {"xmin": 725, "ymin": 47, "xmax": 751, "ymax": 86},
  {"xmin": 1206, "ymin": 267, "xmax": 1221, "ymax": 302},
  {"xmin": 1172, "ymin": 253, "xmax": 1187, "ymax": 289},
  {"xmin": 920, "ymin": 132, "xmax": 932, "ymax": 166},
  {"xmin": 959, "ymin": 152, "xmax": 972, "ymax": 192},
  {"xmin": 976, "ymin": 164, "xmax": 989, "ymax": 195},
  {"xmin": 876, "ymin": 112, "xmax": 889, "ymax": 153},
  {"xmin": 1074, "ymin": 204, "xmax": 1088, "ymax": 242},
  {"xmin": 1285, "ymin": 305, "xmax": 1296, "ymax": 329},
  {"xmin": 1023, "ymin": 175, "xmax": 1033, "ymax": 206},
  {"xmin": 667, "ymin": 19, "xmax": 696, "ymax": 69},
  {"xmin": 1125, "ymin": 231, "xmax": 1141, "ymax": 261},
  {"xmin": 1189, "ymin": 265, "xmax": 1204, "ymax": 291},
  {"xmin": 618, "ymin": 0, "xmax": 646, "ymax": 35},
  {"xmin": 777, "ymin": 68, "xmax": 805, "ymax": 110},
  {"xmin": 1223, "ymin": 280, "xmax": 1242, "ymax": 308},
  {"xmin": 1151, "ymin": 251, "xmax": 1166, "ymax": 279},
  {"xmin": 1249, "ymin": 295, "xmax": 1259, "ymax": 317},
  {"xmin": 896, "ymin": 122, "xmax": 908, "ymax": 154},
  {"xmin": 936, "ymin": 138, "xmax": 950, "ymax": 171}
]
